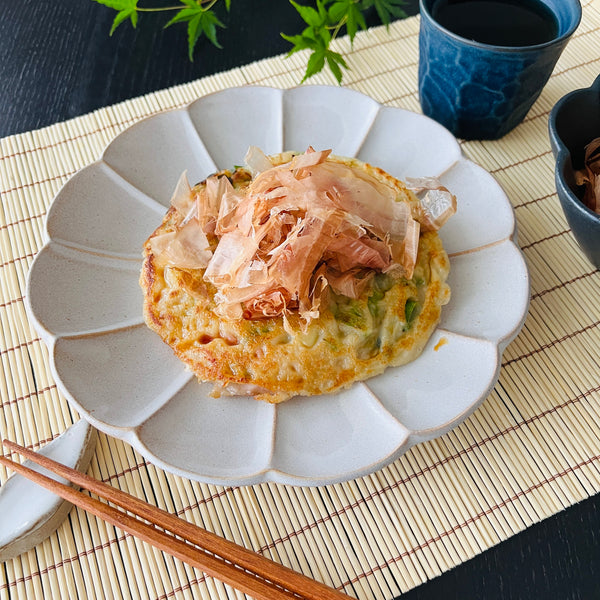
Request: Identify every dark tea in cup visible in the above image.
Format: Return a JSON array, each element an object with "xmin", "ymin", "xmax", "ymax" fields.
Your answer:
[{"xmin": 431, "ymin": 0, "xmax": 559, "ymax": 47}]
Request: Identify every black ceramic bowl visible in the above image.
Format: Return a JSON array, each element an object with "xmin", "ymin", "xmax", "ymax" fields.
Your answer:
[{"xmin": 548, "ymin": 74, "xmax": 600, "ymax": 270}]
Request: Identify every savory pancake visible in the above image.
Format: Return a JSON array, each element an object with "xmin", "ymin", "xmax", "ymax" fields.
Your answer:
[{"xmin": 140, "ymin": 148, "xmax": 455, "ymax": 403}]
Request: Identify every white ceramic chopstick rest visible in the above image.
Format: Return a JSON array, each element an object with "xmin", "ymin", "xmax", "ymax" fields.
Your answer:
[{"xmin": 0, "ymin": 420, "xmax": 97, "ymax": 561}]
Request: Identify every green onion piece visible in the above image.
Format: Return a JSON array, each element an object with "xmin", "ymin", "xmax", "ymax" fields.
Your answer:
[
  {"xmin": 332, "ymin": 296, "xmax": 366, "ymax": 329},
  {"xmin": 368, "ymin": 288, "xmax": 385, "ymax": 318},
  {"xmin": 405, "ymin": 299, "xmax": 420, "ymax": 326}
]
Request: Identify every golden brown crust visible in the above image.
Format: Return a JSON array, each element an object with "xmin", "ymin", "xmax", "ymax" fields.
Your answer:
[{"xmin": 140, "ymin": 153, "xmax": 451, "ymax": 403}]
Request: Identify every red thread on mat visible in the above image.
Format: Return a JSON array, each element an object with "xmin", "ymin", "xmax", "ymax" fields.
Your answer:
[
  {"xmin": 520, "ymin": 230, "xmax": 570, "ymax": 250},
  {"xmin": 337, "ymin": 453, "xmax": 600, "ymax": 590},
  {"xmin": 0, "ymin": 252, "xmax": 36, "ymax": 270},
  {"xmin": 0, "ymin": 107, "xmax": 176, "ymax": 165},
  {"xmin": 503, "ymin": 321, "xmax": 600, "ymax": 366},
  {"xmin": 531, "ymin": 272, "xmax": 599, "ymax": 300},
  {"xmin": 0, "ymin": 170, "xmax": 77, "ymax": 196},
  {"xmin": 0, "ymin": 120, "xmax": 137, "ymax": 164},
  {"xmin": 2, "ymin": 451, "xmax": 598, "ymax": 595},
  {"xmin": 488, "ymin": 150, "xmax": 552, "ymax": 174},
  {"xmin": 1, "ymin": 337, "xmax": 43, "ymax": 354},
  {"xmin": 513, "ymin": 191, "xmax": 555, "ymax": 209},
  {"xmin": 0, "ymin": 212, "xmax": 46, "ymax": 234},
  {"xmin": 0, "ymin": 295, "xmax": 24, "ymax": 309},
  {"xmin": 0, "ymin": 385, "xmax": 58, "ymax": 409},
  {"xmin": 254, "ymin": 384, "xmax": 600, "ymax": 555}
]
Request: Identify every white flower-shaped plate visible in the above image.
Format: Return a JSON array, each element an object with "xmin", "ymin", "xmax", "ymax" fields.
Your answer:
[{"xmin": 26, "ymin": 86, "xmax": 529, "ymax": 487}]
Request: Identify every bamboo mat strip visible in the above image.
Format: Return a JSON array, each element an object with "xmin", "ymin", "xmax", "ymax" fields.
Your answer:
[{"xmin": 1, "ymin": 0, "xmax": 600, "ymax": 598}]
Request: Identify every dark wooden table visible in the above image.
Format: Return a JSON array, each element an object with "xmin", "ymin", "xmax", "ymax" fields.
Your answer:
[{"xmin": 1, "ymin": 1, "xmax": 599, "ymax": 598}]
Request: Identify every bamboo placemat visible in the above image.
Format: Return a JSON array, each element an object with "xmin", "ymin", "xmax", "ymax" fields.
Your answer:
[{"xmin": 1, "ymin": 1, "xmax": 599, "ymax": 598}]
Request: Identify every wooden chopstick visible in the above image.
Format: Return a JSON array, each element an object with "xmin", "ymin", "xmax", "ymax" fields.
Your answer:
[
  {"xmin": 0, "ymin": 450, "xmax": 294, "ymax": 600},
  {"xmin": 1, "ymin": 440, "xmax": 352, "ymax": 600}
]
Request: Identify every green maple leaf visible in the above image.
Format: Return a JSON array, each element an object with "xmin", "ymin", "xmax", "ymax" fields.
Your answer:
[
  {"xmin": 304, "ymin": 46, "xmax": 326, "ymax": 81},
  {"xmin": 362, "ymin": 0, "xmax": 407, "ymax": 26},
  {"xmin": 289, "ymin": 0, "xmax": 328, "ymax": 28},
  {"xmin": 91, "ymin": 0, "xmax": 408, "ymax": 85},
  {"xmin": 286, "ymin": 0, "xmax": 352, "ymax": 83},
  {"xmin": 299, "ymin": 36, "xmax": 347, "ymax": 84},
  {"xmin": 281, "ymin": 32, "xmax": 317, "ymax": 55},
  {"xmin": 165, "ymin": 1, "xmax": 225, "ymax": 60},
  {"xmin": 92, "ymin": 0, "xmax": 139, "ymax": 35},
  {"xmin": 325, "ymin": 49, "xmax": 348, "ymax": 83},
  {"xmin": 330, "ymin": 0, "xmax": 367, "ymax": 42}
]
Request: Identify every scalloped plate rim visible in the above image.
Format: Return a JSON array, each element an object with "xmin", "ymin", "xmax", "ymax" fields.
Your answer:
[{"xmin": 25, "ymin": 84, "xmax": 530, "ymax": 487}]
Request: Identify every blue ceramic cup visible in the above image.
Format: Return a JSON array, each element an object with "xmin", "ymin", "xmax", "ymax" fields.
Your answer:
[{"xmin": 418, "ymin": 0, "xmax": 582, "ymax": 140}]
